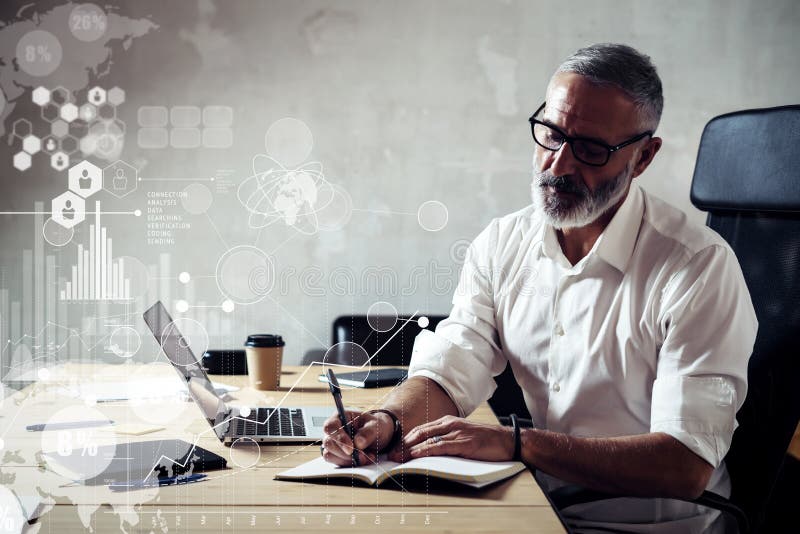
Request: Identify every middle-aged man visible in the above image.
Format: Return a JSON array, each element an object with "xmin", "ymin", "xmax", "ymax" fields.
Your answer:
[{"xmin": 322, "ymin": 43, "xmax": 758, "ymax": 533}]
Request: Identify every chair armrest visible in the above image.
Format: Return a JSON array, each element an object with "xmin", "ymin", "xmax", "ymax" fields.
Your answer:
[{"xmin": 547, "ymin": 485, "xmax": 749, "ymax": 534}]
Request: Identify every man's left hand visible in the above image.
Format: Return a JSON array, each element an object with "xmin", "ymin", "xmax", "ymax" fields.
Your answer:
[{"xmin": 400, "ymin": 415, "xmax": 515, "ymax": 462}]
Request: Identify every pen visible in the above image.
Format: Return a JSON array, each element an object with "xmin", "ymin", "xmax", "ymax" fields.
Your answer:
[
  {"xmin": 326, "ymin": 369, "xmax": 360, "ymax": 467},
  {"xmin": 26, "ymin": 420, "xmax": 115, "ymax": 432},
  {"xmin": 108, "ymin": 473, "xmax": 207, "ymax": 491}
]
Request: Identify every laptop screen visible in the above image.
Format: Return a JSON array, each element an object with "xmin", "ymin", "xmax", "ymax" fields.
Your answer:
[{"xmin": 143, "ymin": 301, "xmax": 228, "ymax": 440}]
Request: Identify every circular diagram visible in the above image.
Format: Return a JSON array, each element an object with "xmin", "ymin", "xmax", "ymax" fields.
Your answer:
[
  {"xmin": 321, "ymin": 342, "xmax": 371, "ymax": 390},
  {"xmin": 108, "ymin": 326, "xmax": 141, "ymax": 358},
  {"xmin": 367, "ymin": 301, "xmax": 399, "ymax": 332},
  {"xmin": 229, "ymin": 437, "xmax": 261, "ymax": 469},
  {"xmin": 69, "ymin": 3, "xmax": 108, "ymax": 42},
  {"xmin": 417, "ymin": 200, "xmax": 449, "ymax": 232},
  {"xmin": 43, "ymin": 216, "xmax": 74, "ymax": 246},
  {"xmin": 182, "ymin": 183, "xmax": 213, "ymax": 214},
  {"xmin": 159, "ymin": 318, "xmax": 209, "ymax": 368},
  {"xmin": 238, "ymin": 156, "xmax": 344, "ymax": 235},
  {"xmin": 215, "ymin": 245, "xmax": 276, "ymax": 305},
  {"xmin": 40, "ymin": 405, "xmax": 117, "ymax": 482},
  {"xmin": 264, "ymin": 117, "xmax": 313, "ymax": 167},
  {"xmin": 16, "ymin": 30, "xmax": 63, "ymax": 77},
  {"xmin": 129, "ymin": 365, "xmax": 193, "ymax": 426}
]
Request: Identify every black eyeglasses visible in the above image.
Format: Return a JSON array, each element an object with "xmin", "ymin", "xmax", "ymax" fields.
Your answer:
[{"xmin": 528, "ymin": 102, "xmax": 653, "ymax": 167}]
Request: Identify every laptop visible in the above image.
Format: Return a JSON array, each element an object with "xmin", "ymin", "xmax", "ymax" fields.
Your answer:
[{"xmin": 143, "ymin": 301, "xmax": 330, "ymax": 444}]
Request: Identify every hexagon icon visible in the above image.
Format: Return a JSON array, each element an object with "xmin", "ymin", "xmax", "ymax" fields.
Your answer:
[
  {"xmin": 51, "ymin": 86, "xmax": 71, "ymax": 105},
  {"xmin": 68, "ymin": 160, "xmax": 102, "ymax": 198},
  {"xmin": 79, "ymin": 103, "xmax": 97, "ymax": 122},
  {"xmin": 51, "ymin": 152, "xmax": 69, "ymax": 171},
  {"xmin": 103, "ymin": 160, "xmax": 138, "ymax": 198},
  {"xmin": 42, "ymin": 135, "xmax": 59, "ymax": 155},
  {"xmin": 51, "ymin": 191, "xmax": 85, "ymax": 229},
  {"xmin": 12, "ymin": 118, "xmax": 32, "ymax": 139},
  {"xmin": 60, "ymin": 103, "xmax": 78, "ymax": 122},
  {"xmin": 79, "ymin": 135, "xmax": 96, "ymax": 156},
  {"xmin": 88, "ymin": 87, "xmax": 106, "ymax": 105},
  {"xmin": 70, "ymin": 119, "xmax": 89, "ymax": 139},
  {"xmin": 42, "ymin": 102, "xmax": 59, "ymax": 122},
  {"xmin": 32, "ymin": 87, "xmax": 50, "ymax": 106},
  {"xmin": 107, "ymin": 87, "xmax": 125, "ymax": 106},
  {"xmin": 51, "ymin": 120, "xmax": 68, "ymax": 138},
  {"xmin": 13, "ymin": 151, "xmax": 31, "ymax": 171},
  {"xmin": 98, "ymin": 103, "xmax": 115, "ymax": 120},
  {"xmin": 22, "ymin": 135, "xmax": 41, "ymax": 155},
  {"xmin": 61, "ymin": 135, "xmax": 79, "ymax": 155}
]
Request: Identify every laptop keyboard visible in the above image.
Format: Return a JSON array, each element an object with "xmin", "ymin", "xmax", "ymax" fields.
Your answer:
[{"xmin": 234, "ymin": 407, "xmax": 306, "ymax": 437}]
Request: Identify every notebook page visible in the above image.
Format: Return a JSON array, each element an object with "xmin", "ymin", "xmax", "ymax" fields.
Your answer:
[
  {"xmin": 390, "ymin": 456, "xmax": 525, "ymax": 483},
  {"xmin": 276, "ymin": 456, "xmax": 402, "ymax": 485}
]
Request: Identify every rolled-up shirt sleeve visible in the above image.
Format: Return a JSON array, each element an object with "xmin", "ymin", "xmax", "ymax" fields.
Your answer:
[
  {"xmin": 408, "ymin": 220, "xmax": 507, "ymax": 417},
  {"xmin": 651, "ymin": 244, "xmax": 758, "ymax": 467}
]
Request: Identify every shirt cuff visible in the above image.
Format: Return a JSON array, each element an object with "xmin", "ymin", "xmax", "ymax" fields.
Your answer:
[
  {"xmin": 407, "ymin": 329, "xmax": 497, "ymax": 417},
  {"xmin": 650, "ymin": 375, "xmax": 737, "ymax": 467}
]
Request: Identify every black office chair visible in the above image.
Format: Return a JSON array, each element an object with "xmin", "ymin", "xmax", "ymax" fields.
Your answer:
[
  {"xmin": 305, "ymin": 314, "xmax": 532, "ymax": 421},
  {"xmin": 547, "ymin": 105, "xmax": 800, "ymax": 533},
  {"xmin": 328, "ymin": 314, "xmax": 447, "ymax": 366},
  {"xmin": 488, "ymin": 364, "xmax": 533, "ymax": 422},
  {"xmin": 301, "ymin": 314, "xmax": 449, "ymax": 366}
]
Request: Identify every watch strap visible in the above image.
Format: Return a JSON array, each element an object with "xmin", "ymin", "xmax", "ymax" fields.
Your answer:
[
  {"xmin": 510, "ymin": 413, "xmax": 521, "ymax": 462},
  {"xmin": 367, "ymin": 409, "xmax": 402, "ymax": 452}
]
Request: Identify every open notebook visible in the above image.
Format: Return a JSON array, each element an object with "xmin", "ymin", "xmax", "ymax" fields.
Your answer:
[{"xmin": 276, "ymin": 455, "xmax": 526, "ymax": 489}]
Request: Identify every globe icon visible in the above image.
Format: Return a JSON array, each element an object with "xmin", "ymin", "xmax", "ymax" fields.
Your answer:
[{"xmin": 238, "ymin": 155, "xmax": 335, "ymax": 235}]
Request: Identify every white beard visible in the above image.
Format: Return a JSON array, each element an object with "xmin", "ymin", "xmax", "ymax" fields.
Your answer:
[{"xmin": 531, "ymin": 160, "xmax": 634, "ymax": 230}]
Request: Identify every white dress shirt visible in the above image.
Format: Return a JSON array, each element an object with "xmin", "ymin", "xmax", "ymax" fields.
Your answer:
[{"xmin": 408, "ymin": 183, "xmax": 758, "ymax": 533}]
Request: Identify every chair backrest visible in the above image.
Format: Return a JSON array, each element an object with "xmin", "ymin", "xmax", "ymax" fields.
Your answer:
[
  {"xmin": 330, "ymin": 314, "xmax": 447, "ymax": 366},
  {"xmin": 690, "ymin": 105, "xmax": 800, "ymax": 532},
  {"xmin": 331, "ymin": 314, "xmax": 533, "ymax": 421},
  {"xmin": 488, "ymin": 363, "xmax": 533, "ymax": 421}
]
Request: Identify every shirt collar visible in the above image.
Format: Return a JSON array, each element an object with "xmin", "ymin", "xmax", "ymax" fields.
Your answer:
[
  {"xmin": 594, "ymin": 182, "xmax": 644, "ymax": 273},
  {"xmin": 535, "ymin": 182, "xmax": 644, "ymax": 273}
]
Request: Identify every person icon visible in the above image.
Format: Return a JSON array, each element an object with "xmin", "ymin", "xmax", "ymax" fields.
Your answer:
[
  {"xmin": 93, "ymin": 90, "xmax": 102, "ymax": 103},
  {"xmin": 113, "ymin": 167, "xmax": 127, "ymax": 190},
  {"xmin": 46, "ymin": 139, "xmax": 56, "ymax": 151},
  {"xmin": 79, "ymin": 169, "xmax": 92, "ymax": 189},
  {"xmin": 62, "ymin": 200, "xmax": 75, "ymax": 220}
]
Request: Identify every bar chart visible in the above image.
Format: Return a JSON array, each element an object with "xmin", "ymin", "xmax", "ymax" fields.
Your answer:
[
  {"xmin": 60, "ymin": 201, "xmax": 132, "ymax": 301},
  {"xmin": 0, "ymin": 200, "xmax": 232, "ymax": 380}
]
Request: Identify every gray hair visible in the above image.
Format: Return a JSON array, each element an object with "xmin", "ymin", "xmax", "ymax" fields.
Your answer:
[{"xmin": 555, "ymin": 43, "xmax": 663, "ymax": 132}]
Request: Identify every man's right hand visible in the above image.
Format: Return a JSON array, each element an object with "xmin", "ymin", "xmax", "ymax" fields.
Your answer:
[{"xmin": 321, "ymin": 410, "xmax": 397, "ymax": 466}]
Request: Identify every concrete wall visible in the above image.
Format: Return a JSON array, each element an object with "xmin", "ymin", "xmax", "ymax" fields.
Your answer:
[{"xmin": 0, "ymin": 0, "xmax": 797, "ymax": 368}]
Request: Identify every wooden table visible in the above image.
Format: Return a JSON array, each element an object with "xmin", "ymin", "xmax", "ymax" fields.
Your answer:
[{"xmin": 0, "ymin": 363, "xmax": 565, "ymax": 533}]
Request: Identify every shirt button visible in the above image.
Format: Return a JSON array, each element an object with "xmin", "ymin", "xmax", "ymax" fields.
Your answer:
[
  {"xmin": 552, "ymin": 383, "xmax": 561, "ymax": 392},
  {"xmin": 554, "ymin": 322, "xmax": 565, "ymax": 336}
]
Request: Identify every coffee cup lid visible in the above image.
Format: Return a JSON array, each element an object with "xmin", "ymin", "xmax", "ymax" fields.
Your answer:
[{"xmin": 245, "ymin": 334, "xmax": 285, "ymax": 348}]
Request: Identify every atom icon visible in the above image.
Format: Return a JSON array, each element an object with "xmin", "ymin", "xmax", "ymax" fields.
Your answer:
[
  {"xmin": 238, "ymin": 155, "xmax": 339, "ymax": 235},
  {"xmin": 237, "ymin": 118, "xmax": 353, "ymax": 235}
]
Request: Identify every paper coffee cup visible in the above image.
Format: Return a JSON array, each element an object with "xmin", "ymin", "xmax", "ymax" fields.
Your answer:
[{"xmin": 244, "ymin": 334, "xmax": 285, "ymax": 390}]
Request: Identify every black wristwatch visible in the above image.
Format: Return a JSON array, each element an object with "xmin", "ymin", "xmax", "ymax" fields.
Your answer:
[
  {"xmin": 510, "ymin": 413, "xmax": 522, "ymax": 462},
  {"xmin": 367, "ymin": 409, "xmax": 402, "ymax": 452}
]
